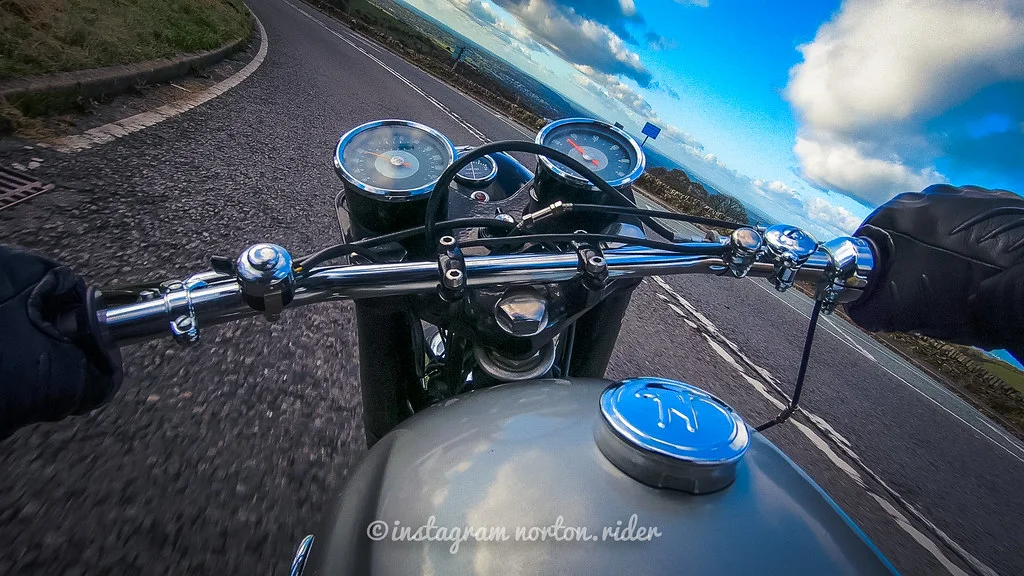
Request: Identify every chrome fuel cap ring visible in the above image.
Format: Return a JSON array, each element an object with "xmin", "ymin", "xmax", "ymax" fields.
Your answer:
[{"xmin": 596, "ymin": 377, "xmax": 750, "ymax": 494}]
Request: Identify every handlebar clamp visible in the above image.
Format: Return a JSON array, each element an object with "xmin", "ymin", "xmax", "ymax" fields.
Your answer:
[
  {"xmin": 724, "ymin": 228, "xmax": 763, "ymax": 278},
  {"xmin": 573, "ymin": 240, "xmax": 608, "ymax": 291},
  {"xmin": 437, "ymin": 236, "xmax": 466, "ymax": 302}
]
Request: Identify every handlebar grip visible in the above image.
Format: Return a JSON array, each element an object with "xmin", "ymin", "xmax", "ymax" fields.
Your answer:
[{"xmin": 56, "ymin": 310, "xmax": 80, "ymax": 339}]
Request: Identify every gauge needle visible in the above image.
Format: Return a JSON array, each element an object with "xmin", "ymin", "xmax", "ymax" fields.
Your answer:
[
  {"xmin": 363, "ymin": 150, "xmax": 411, "ymax": 168},
  {"xmin": 566, "ymin": 138, "xmax": 600, "ymax": 166}
]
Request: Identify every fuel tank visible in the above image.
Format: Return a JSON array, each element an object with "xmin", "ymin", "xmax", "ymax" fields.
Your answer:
[{"xmin": 304, "ymin": 378, "xmax": 896, "ymax": 575}]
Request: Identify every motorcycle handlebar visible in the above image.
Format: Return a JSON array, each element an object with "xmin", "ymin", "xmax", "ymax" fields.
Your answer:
[{"xmin": 95, "ymin": 228, "xmax": 876, "ymax": 346}]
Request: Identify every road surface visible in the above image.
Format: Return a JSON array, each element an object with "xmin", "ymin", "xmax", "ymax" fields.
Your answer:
[{"xmin": 1, "ymin": 0, "xmax": 1021, "ymax": 574}]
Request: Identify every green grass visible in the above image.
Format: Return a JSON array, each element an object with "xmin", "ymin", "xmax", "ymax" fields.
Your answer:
[
  {"xmin": 977, "ymin": 356, "xmax": 1024, "ymax": 396},
  {"xmin": 338, "ymin": 0, "xmax": 446, "ymax": 56},
  {"xmin": 0, "ymin": 0, "xmax": 251, "ymax": 80}
]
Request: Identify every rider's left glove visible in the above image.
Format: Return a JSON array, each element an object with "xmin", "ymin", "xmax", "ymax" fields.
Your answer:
[{"xmin": 0, "ymin": 246, "xmax": 123, "ymax": 439}]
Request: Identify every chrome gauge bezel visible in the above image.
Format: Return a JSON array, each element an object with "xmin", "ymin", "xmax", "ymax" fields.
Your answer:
[
  {"xmin": 536, "ymin": 117, "xmax": 646, "ymax": 189},
  {"xmin": 453, "ymin": 146, "xmax": 499, "ymax": 189},
  {"xmin": 334, "ymin": 119, "xmax": 457, "ymax": 201}
]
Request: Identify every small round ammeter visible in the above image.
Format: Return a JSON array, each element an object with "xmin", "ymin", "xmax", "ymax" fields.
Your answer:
[{"xmin": 454, "ymin": 151, "xmax": 498, "ymax": 189}]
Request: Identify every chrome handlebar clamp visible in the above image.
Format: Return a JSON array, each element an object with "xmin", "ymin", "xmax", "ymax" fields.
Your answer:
[
  {"xmin": 815, "ymin": 236, "xmax": 874, "ymax": 314},
  {"xmin": 763, "ymin": 224, "xmax": 819, "ymax": 292},
  {"xmin": 573, "ymin": 240, "xmax": 608, "ymax": 291},
  {"xmin": 236, "ymin": 244, "xmax": 295, "ymax": 322},
  {"xmin": 437, "ymin": 235, "xmax": 466, "ymax": 302},
  {"xmin": 724, "ymin": 228, "xmax": 763, "ymax": 278}
]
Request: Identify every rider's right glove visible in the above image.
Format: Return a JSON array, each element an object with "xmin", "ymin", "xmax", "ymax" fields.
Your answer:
[{"xmin": 845, "ymin": 185, "xmax": 1024, "ymax": 361}]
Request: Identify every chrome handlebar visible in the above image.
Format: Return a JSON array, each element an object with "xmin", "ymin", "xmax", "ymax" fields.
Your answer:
[{"xmin": 97, "ymin": 225, "xmax": 875, "ymax": 346}]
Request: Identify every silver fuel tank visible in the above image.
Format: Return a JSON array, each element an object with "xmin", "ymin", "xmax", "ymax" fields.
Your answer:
[{"xmin": 303, "ymin": 378, "xmax": 896, "ymax": 575}]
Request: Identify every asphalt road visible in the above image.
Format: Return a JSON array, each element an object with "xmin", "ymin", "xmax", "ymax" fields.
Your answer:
[{"xmin": 1, "ymin": 0, "xmax": 1021, "ymax": 574}]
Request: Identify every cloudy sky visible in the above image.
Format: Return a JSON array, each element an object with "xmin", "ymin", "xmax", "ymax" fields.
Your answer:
[{"xmin": 402, "ymin": 0, "xmax": 1024, "ymax": 240}]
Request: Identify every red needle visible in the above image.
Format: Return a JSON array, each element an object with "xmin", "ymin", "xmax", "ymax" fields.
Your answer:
[
  {"xmin": 567, "ymin": 138, "xmax": 600, "ymax": 166},
  {"xmin": 363, "ymin": 149, "xmax": 411, "ymax": 168}
]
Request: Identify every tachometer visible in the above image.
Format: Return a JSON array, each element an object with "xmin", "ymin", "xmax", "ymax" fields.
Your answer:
[{"xmin": 536, "ymin": 118, "xmax": 644, "ymax": 189}]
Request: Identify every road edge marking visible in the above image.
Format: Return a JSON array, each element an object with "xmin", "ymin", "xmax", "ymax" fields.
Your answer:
[
  {"xmin": 653, "ymin": 276, "xmax": 999, "ymax": 576},
  {"xmin": 49, "ymin": 10, "xmax": 269, "ymax": 154}
]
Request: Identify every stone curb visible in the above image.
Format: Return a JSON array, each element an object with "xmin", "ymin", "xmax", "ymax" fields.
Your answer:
[{"xmin": 0, "ymin": 14, "xmax": 256, "ymax": 105}]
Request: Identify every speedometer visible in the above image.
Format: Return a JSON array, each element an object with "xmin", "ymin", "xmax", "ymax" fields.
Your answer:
[
  {"xmin": 536, "ymin": 118, "xmax": 644, "ymax": 189},
  {"xmin": 334, "ymin": 119, "xmax": 456, "ymax": 236},
  {"xmin": 335, "ymin": 119, "xmax": 456, "ymax": 197}
]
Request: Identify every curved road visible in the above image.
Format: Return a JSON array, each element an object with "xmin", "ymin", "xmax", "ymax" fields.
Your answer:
[{"xmin": 1, "ymin": 0, "xmax": 1021, "ymax": 574}]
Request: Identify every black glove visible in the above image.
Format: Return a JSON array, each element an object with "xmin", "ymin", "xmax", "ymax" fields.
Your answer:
[
  {"xmin": 846, "ymin": 185, "xmax": 1024, "ymax": 359},
  {"xmin": 0, "ymin": 246, "xmax": 123, "ymax": 439}
]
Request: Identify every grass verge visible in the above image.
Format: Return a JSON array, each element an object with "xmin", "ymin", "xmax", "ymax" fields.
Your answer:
[
  {"xmin": 0, "ymin": 0, "xmax": 251, "ymax": 80},
  {"xmin": 878, "ymin": 333, "xmax": 1024, "ymax": 437}
]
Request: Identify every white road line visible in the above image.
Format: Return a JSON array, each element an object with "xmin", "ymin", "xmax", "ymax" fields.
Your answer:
[
  {"xmin": 868, "ymin": 494, "xmax": 970, "ymax": 576},
  {"xmin": 313, "ymin": 5, "xmax": 534, "ymax": 141},
  {"xmin": 639, "ymin": 190, "xmax": 1023, "ymax": 461},
  {"xmin": 342, "ymin": 29, "xmax": 386, "ymax": 54},
  {"xmin": 653, "ymin": 276, "xmax": 999, "ymax": 576},
  {"xmin": 50, "ymin": 15, "xmax": 269, "ymax": 154},
  {"xmin": 281, "ymin": 0, "xmax": 489, "ymax": 143},
  {"xmin": 748, "ymin": 278, "xmax": 1024, "ymax": 463}
]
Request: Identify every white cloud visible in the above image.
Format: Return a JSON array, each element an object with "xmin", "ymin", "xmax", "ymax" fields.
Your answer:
[
  {"xmin": 804, "ymin": 196, "xmax": 862, "ymax": 234},
  {"xmin": 753, "ymin": 179, "xmax": 798, "ymax": 199},
  {"xmin": 793, "ymin": 136, "xmax": 945, "ymax": 198},
  {"xmin": 451, "ymin": 0, "xmax": 546, "ymax": 52},
  {"xmin": 495, "ymin": 0, "xmax": 653, "ymax": 85},
  {"xmin": 662, "ymin": 124, "xmax": 702, "ymax": 149},
  {"xmin": 786, "ymin": 0, "xmax": 1024, "ymax": 204},
  {"xmin": 572, "ymin": 64, "xmax": 655, "ymax": 117}
]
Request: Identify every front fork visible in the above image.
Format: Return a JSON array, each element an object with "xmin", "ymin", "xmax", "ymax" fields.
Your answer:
[{"xmin": 353, "ymin": 298, "xmax": 419, "ymax": 447}]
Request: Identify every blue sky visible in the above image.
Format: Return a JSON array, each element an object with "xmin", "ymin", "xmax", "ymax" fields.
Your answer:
[
  {"xmin": 403, "ymin": 0, "xmax": 1024, "ymax": 241},
  {"xmin": 402, "ymin": 0, "xmax": 1024, "ymax": 368}
]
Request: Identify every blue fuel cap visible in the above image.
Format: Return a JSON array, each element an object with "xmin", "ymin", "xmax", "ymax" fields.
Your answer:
[{"xmin": 596, "ymin": 378, "xmax": 750, "ymax": 494}]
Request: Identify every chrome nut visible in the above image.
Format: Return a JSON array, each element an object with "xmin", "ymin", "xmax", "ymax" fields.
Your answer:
[{"xmin": 494, "ymin": 289, "xmax": 548, "ymax": 337}]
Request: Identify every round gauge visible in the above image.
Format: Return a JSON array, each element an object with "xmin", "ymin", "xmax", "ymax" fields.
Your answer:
[
  {"xmin": 335, "ymin": 119, "xmax": 456, "ymax": 199},
  {"xmin": 454, "ymin": 152, "xmax": 498, "ymax": 189},
  {"xmin": 536, "ymin": 118, "xmax": 645, "ymax": 188}
]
